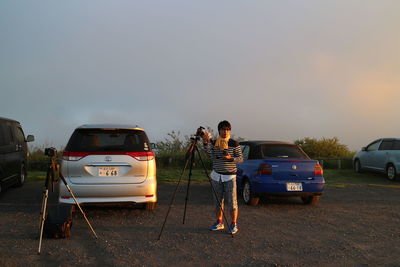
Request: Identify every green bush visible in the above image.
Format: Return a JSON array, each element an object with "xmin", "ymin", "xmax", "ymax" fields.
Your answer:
[{"xmin": 294, "ymin": 137, "xmax": 355, "ymax": 159}]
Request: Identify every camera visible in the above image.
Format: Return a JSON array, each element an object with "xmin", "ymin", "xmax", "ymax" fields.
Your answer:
[
  {"xmin": 44, "ymin": 147, "xmax": 57, "ymax": 157},
  {"xmin": 195, "ymin": 126, "xmax": 205, "ymax": 137}
]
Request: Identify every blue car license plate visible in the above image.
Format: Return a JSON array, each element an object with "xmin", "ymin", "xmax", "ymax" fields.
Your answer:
[{"xmin": 286, "ymin": 182, "xmax": 303, "ymax": 191}]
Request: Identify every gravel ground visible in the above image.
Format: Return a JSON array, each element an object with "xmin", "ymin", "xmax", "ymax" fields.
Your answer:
[{"xmin": 1, "ymin": 179, "xmax": 400, "ymax": 266}]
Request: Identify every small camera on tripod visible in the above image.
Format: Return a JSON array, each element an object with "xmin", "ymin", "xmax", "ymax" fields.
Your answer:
[
  {"xmin": 44, "ymin": 147, "xmax": 57, "ymax": 157},
  {"xmin": 195, "ymin": 126, "xmax": 205, "ymax": 137}
]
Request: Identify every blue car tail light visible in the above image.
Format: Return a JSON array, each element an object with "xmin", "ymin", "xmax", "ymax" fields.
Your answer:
[
  {"xmin": 314, "ymin": 164, "xmax": 323, "ymax": 176},
  {"xmin": 257, "ymin": 164, "xmax": 272, "ymax": 175}
]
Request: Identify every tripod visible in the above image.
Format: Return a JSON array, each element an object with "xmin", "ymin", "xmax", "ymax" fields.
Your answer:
[
  {"xmin": 158, "ymin": 137, "xmax": 234, "ymax": 240},
  {"xmin": 38, "ymin": 149, "xmax": 98, "ymax": 254}
]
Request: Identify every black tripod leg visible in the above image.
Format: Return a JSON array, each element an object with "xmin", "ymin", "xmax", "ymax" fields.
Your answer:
[
  {"xmin": 157, "ymin": 153, "xmax": 192, "ymax": 240},
  {"xmin": 182, "ymin": 148, "xmax": 195, "ymax": 224},
  {"xmin": 194, "ymin": 145, "xmax": 234, "ymax": 237}
]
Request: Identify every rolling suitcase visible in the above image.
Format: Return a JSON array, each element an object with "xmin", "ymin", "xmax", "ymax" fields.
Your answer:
[{"xmin": 44, "ymin": 205, "xmax": 73, "ymax": 238}]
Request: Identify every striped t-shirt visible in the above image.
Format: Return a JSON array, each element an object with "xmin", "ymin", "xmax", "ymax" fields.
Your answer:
[{"xmin": 203, "ymin": 139, "xmax": 243, "ymax": 175}]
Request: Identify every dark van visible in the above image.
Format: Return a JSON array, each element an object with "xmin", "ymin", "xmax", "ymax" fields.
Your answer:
[{"xmin": 0, "ymin": 117, "xmax": 34, "ymax": 193}]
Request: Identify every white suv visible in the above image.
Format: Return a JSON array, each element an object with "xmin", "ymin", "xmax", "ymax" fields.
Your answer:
[{"xmin": 59, "ymin": 124, "xmax": 157, "ymax": 210}]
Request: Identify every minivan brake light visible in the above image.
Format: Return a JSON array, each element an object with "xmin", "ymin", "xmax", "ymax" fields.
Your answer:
[{"xmin": 62, "ymin": 151, "xmax": 90, "ymax": 161}]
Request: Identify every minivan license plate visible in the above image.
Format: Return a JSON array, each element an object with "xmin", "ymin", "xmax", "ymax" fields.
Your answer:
[
  {"xmin": 99, "ymin": 167, "xmax": 119, "ymax": 177},
  {"xmin": 286, "ymin": 182, "xmax": 303, "ymax": 191}
]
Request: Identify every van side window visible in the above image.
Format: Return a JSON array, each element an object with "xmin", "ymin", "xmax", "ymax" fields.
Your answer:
[
  {"xmin": 2, "ymin": 124, "xmax": 14, "ymax": 145},
  {"xmin": 0, "ymin": 124, "xmax": 5, "ymax": 146},
  {"xmin": 379, "ymin": 140, "xmax": 393, "ymax": 150},
  {"xmin": 15, "ymin": 127, "xmax": 26, "ymax": 144}
]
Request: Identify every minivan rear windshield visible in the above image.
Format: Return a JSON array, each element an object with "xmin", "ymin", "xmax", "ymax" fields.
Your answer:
[
  {"xmin": 261, "ymin": 145, "xmax": 309, "ymax": 159},
  {"xmin": 65, "ymin": 129, "xmax": 150, "ymax": 152}
]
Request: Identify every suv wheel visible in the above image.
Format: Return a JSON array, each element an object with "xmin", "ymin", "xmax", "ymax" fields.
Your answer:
[
  {"xmin": 16, "ymin": 164, "xmax": 26, "ymax": 187},
  {"xmin": 243, "ymin": 180, "xmax": 259, "ymax": 206},
  {"xmin": 387, "ymin": 164, "xmax": 397, "ymax": 181}
]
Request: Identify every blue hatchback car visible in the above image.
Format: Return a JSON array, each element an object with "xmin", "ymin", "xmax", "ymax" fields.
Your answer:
[{"xmin": 237, "ymin": 141, "xmax": 325, "ymax": 206}]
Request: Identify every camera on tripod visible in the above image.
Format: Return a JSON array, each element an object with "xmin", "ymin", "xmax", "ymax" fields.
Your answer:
[
  {"xmin": 44, "ymin": 147, "xmax": 57, "ymax": 157},
  {"xmin": 195, "ymin": 126, "xmax": 205, "ymax": 137}
]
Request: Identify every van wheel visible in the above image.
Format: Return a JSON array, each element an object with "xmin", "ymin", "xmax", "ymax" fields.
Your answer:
[
  {"xmin": 145, "ymin": 202, "xmax": 156, "ymax": 211},
  {"xmin": 243, "ymin": 180, "xmax": 259, "ymax": 206},
  {"xmin": 301, "ymin": 195, "xmax": 320, "ymax": 205},
  {"xmin": 387, "ymin": 164, "xmax": 397, "ymax": 181},
  {"xmin": 16, "ymin": 164, "xmax": 26, "ymax": 187}
]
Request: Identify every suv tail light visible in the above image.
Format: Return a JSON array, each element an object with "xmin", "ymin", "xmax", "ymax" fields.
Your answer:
[
  {"xmin": 258, "ymin": 164, "xmax": 272, "ymax": 175},
  {"xmin": 314, "ymin": 164, "xmax": 323, "ymax": 176},
  {"xmin": 62, "ymin": 151, "xmax": 155, "ymax": 161}
]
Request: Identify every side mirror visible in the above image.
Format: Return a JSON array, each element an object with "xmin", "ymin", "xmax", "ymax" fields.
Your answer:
[
  {"xmin": 151, "ymin": 143, "xmax": 157, "ymax": 150},
  {"xmin": 361, "ymin": 147, "xmax": 366, "ymax": 151},
  {"xmin": 26, "ymin": 135, "xmax": 35, "ymax": 142}
]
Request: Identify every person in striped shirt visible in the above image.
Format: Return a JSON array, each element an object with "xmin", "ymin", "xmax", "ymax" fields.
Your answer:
[{"xmin": 202, "ymin": 120, "xmax": 243, "ymax": 235}]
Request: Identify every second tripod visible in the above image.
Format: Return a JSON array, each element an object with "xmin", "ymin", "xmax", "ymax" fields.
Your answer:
[{"xmin": 158, "ymin": 135, "xmax": 233, "ymax": 240}]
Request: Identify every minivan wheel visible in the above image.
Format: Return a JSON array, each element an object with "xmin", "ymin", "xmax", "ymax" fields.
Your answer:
[
  {"xmin": 387, "ymin": 164, "xmax": 397, "ymax": 181},
  {"xmin": 243, "ymin": 180, "xmax": 259, "ymax": 206},
  {"xmin": 145, "ymin": 202, "xmax": 156, "ymax": 211},
  {"xmin": 16, "ymin": 164, "xmax": 26, "ymax": 187}
]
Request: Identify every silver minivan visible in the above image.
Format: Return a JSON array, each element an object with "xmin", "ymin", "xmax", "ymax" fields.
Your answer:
[
  {"xmin": 353, "ymin": 138, "xmax": 400, "ymax": 180},
  {"xmin": 59, "ymin": 124, "xmax": 157, "ymax": 210}
]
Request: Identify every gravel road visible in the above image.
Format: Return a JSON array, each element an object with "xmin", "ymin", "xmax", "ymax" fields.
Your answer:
[{"xmin": 1, "ymin": 179, "xmax": 400, "ymax": 266}]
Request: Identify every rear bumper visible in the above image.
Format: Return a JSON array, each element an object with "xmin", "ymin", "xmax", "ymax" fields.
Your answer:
[
  {"xmin": 58, "ymin": 175, "xmax": 157, "ymax": 204},
  {"xmin": 251, "ymin": 179, "xmax": 325, "ymax": 196}
]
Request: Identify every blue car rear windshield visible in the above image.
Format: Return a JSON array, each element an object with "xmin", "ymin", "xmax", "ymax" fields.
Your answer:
[
  {"xmin": 261, "ymin": 145, "xmax": 308, "ymax": 159},
  {"xmin": 65, "ymin": 129, "xmax": 150, "ymax": 152}
]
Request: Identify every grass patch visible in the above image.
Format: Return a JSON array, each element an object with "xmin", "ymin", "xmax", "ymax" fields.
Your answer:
[
  {"xmin": 157, "ymin": 168, "xmax": 210, "ymax": 183},
  {"xmin": 28, "ymin": 171, "xmax": 46, "ymax": 182}
]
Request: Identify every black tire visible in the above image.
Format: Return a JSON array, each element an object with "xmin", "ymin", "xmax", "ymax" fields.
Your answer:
[
  {"xmin": 242, "ymin": 180, "xmax": 259, "ymax": 206},
  {"xmin": 15, "ymin": 163, "xmax": 26, "ymax": 187},
  {"xmin": 145, "ymin": 202, "xmax": 156, "ymax": 211},
  {"xmin": 386, "ymin": 164, "xmax": 397, "ymax": 181},
  {"xmin": 301, "ymin": 195, "xmax": 320, "ymax": 205},
  {"xmin": 354, "ymin": 159, "xmax": 362, "ymax": 173}
]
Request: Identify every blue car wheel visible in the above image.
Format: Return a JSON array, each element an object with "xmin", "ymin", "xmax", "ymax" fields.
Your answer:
[
  {"xmin": 301, "ymin": 195, "xmax": 320, "ymax": 205},
  {"xmin": 243, "ymin": 180, "xmax": 260, "ymax": 206}
]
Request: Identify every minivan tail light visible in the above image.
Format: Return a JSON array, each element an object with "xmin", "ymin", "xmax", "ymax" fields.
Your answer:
[
  {"xmin": 62, "ymin": 151, "xmax": 90, "ymax": 161},
  {"xmin": 314, "ymin": 164, "xmax": 323, "ymax": 176},
  {"xmin": 126, "ymin": 152, "xmax": 155, "ymax": 161},
  {"xmin": 258, "ymin": 164, "xmax": 272, "ymax": 175}
]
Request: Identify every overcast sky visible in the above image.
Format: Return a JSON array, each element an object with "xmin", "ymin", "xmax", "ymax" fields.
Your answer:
[{"xmin": 1, "ymin": 1, "xmax": 399, "ymax": 151}]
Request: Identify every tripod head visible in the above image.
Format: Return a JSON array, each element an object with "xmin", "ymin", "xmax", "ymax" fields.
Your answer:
[{"xmin": 44, "ymin": 147, "xmax": 60, "ymax": 190}]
